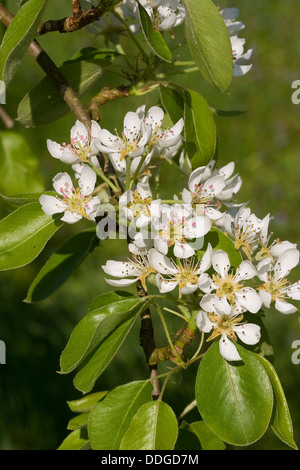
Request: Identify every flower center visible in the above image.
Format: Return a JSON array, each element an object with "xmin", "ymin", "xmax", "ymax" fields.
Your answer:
[
  {"xmin": 259, "ymin": 275, "xmax": 290, "ymax": 302},
  {"xmin": 61, "ymin": 132, "xmax": 93, "ymax": 163},
  {"xmin": 207, "ymin": 313, "xmax": 244, "ymax": 342},
  {"xmin": 128, "ymin": 190, "xmax": 153, "ymax": 219},
  {"xmin": 59, "ymin": 185, "xmax": 92, "ymax": 219},
  {"xmin": 213, "ymin": 273, "xmax": 242, "ymax": 303}
]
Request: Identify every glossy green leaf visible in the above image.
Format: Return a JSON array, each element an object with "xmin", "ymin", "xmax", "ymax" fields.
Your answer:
[
  {"xmin": 184, "ymin": 89, "xmax": 216, "ymax": 168},
  {"xmin": 184, "ymin": 0, "xmax": 233, "ymax": 92},
  {"xmin": 67, "ymin": 411, "xmax": 90, "ymax": 431},
  {"xmin": 67, "ymin": 391, "xmax": 108, "ymax": 414},
  {"xmin": 195, "ymin": 342, "xmax": 273, "ymax": 446},
  {"xmin": 120, "ymin": 400, "xmax": 178, "ymax": 450},
  {"xmin": 138, "ymin": 3, "xmax": 172, "ymax": 62},
  {"xmin": 88, "ymin": 381, "xmax": 153, "ymax": 450},
  {"xmin": 253, "ymin": 353, "xmax": 297, "ymax": 449},
  {"xmin": 73, "ymin": 313, "xmax": 140, "ymax": 394},
  {"xmin": 25, "ymin": 228, "xmax": 99, "ymax": 302},
  {"xmin": 0, "ymin": 203, "xmax": 62, "ymax": 271},
  {"xmin": 0, "ymin": 191, "xmax": 54, "ymax": 207},
  {"xmin": 159, "ymin": 85, "xmax": 184, "ymax": 124},
  {"xmin": 59, "ymin": 291, "xmax": 144, "ymax": 374},
  {"xmin": 0, "ymin": 132, "xmax": 44, "ymax": 195},
  {"xmin": 17, "ymin": 61, "xmax": 106, "ymax": 127},
  {"xmin": 188, "ymin": 421, "xmax": 226, "ymax": 450},
  {"xmin": 0, "ymin": 0, "xmax": 48, "ymax": 85},
  {"xmin": 57, "ymin": 428, "xmax": 89, "ymax": 450},
  {"xmin": 199, "ymin": 227, "xmax": 243, "ymax": 269}
]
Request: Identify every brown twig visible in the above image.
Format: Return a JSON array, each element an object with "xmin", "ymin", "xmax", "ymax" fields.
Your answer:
[
  {"xmin": 37, "ymin": 0, "xmax": 120, "ymax": 35},
  {"xmin": 0, "ymin": 3, "xmax": 91, "ymax": 130},
  {"xmin": 88, "ymin": 85, "xmax": 131, "ymax": 121}
]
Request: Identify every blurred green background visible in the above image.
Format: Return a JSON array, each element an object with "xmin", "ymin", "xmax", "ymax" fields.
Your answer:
[{"xmin": 0, "ymin": 0, "xmax": 300, "ymax": 450}]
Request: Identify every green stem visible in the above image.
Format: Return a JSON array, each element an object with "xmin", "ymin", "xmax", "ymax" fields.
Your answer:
[
  {"xmin": 125, "ymin": 156, "xmax": 131, "ymax": 191},
  {"xmin": 156, "ymin": 306, "xmax": 184, "ymax": 365},
  {"xmin": 112, "ymin": 10, "xmax": 149, "ymax": 63},
  {"xmin": 129, "ymin": 153, "xmax": 148, "ymax": 189},
  {"xmin": 89, "ymin": 163, "xmax": 119, "ymax": 193}
]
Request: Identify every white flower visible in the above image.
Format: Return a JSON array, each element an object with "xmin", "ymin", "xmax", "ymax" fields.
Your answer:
[
  {"xmin": 95, "ymin": 108, "xmax": 152, "ymax": 162},
  {"xmin": 153, "ymin": 203, "xmax": 210, "ymax": 258},
  {"xmin": 210, "ymin": 160, "xmax": 243, "ymax": 202},
  {"xmin": 39, "ymin": 165, "xmax": 100, "ymax": 224},
  {"xmin": 119, "ymin": 178, "xmax": 161, "ymax": 228},
  {"xmin": 197, "ymin": 294, "xmax": 261, "ymax": 361},
  {"xmin": 102, "ymin": 254, "xmax": 156, "ymax": 291},
  {"xmin": 47, "ymin": 120, "xmax": 101, "ymax": 165},
  {"xmin": 257, "ymin": 249, "xmax": 300, "ymax": 314},
  {"xmin": 122, "ymin": 0, "xmax": 185, "ymax": 33},
  {"xmin": 198, "ymin": 250, "xmax": 262, "ymax": 313},
  {"xmin": 220, "ymin": 8, "xmax": 245, "ymax": 36},
  {"xmin": 137, "ymin": 105, "xmax": 184, "ymax": 151},
  {"xmin": 231, "ymin": 35, "xmax": 253, "ymax": 77},
  {"xmin": 149, "ymin": 243, "xmax": 212, "ymax": 296}
]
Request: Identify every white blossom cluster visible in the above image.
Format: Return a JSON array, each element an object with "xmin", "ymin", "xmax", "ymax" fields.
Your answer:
[
  {"xmin": 220, "ymin": 7, "xmax": 253, "ymax": 76},
  {"xmin": 40, "ymin": 103, "xmax": 299, "ymax": 363}
]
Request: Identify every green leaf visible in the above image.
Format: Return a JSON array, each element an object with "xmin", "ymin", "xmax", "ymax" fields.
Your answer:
[
  {"xmin": 0, "ymin": 0, "xmax": 48, "ymax": 85},
  {"xmin": 67, "ymin": 411, "xmax": 90, "ymax": 431},
  {"xmin": 184, "ymin": 89, "xmax": 216, "ymax": 168},
  {"xmin": 0, "ymin": 203, "xmax": 62, "ymax": 271},
  {"xmin": 137, "ymin": 3, "xmax": 172, "ymax": 63},
  {"xmin": 73, "ymin": 312, "xmax": 141, "ymax": 394},
  {"xmin": 57, "ymin": 428, "xmax": 89, "ymax": 450},
  {"xmin": 159, "ymin": 85, "xmax": 184, "ymax": 125},
  {"xmin": 59, "ymin": 291, "xmax": 144, "ymax": 374},
  {"xmin": 0, "ymin": 132, "xmax": 44, "ymax": 195},
  {"xmin": 88, "ymin": 381, "xmax": 153, "ymax": 450},
  {"xmin": 0, "ymin": 191, "xmax": 54, "ymax": 207},
  {"xmin": 67, "ymin": 391, "xmax": 108, "ymax": 414},
  {"xmin": 188, "ymin": 421, "xmax": 226, "ymax": 450},
  {"xmin": 63, "ymin": 47, "xmax": 121, "ymax": 65},
  {"xmin": 17, "ymin": 61, "xmax": 106, "ymax": 127},
  {"xmin": 120, "ymin": 401, "xmax": 178, "ymax": 450},
  {"xmin": 184, "ymin": 0, "xmax": 233, "ymax": 92},
  {"xmin": 25, "ymin": 228, "xmax": 99, "ymax": 302},
  {"xmin": 253, "ymin": 353, "xmax": 297, "ymax": 450},
  {"xmin": 195, "ymin": 342, "xmax": 273, "ymax": 446},
  {"xmin": 199, "ymin": 227, "xmax": 243, "ymax": 269}
]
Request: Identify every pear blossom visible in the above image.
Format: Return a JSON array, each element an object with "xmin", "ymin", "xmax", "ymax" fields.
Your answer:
[
  {"xmin": 197, "ymin": 294, "xmax": 261, "ymax": 361},
  {"xmin": 198, "ymin": 249, "xmax": 262, "ymax": 313},
  {"xmin": 137, "ymin": 105, "xmax": 184, "ymax": 151},
  {"xmin": 231, "ymin": 35, "xmax": 253, "ymax": 77},
  {"xmin": 95, "ymin": 109, "xmax": 152, "ymax": 163},
  {"xmin": 257, "ymin": 249, "xmax": 300, "ymax": 314},
  {"xmin": 122, "ymin": 0, "xmax": 185, "ymax": 33},
  {"xmin": 102, "ymin": 254, "xmax": 156, "ymax": 291},
  {"xmin": 119, "ymin": 178, "xmax": 161, "ymax": 228},
  {"xmin": 149, "ymin": 243, "xmax": 212, "ymax": 296},
  {"xmin": 220, "ymin": 8, "xmax": 245, "ymax": 36},
  {"xmin": 39, "ymin": 165, "xmax": 100, "ymax": 224},
  {"xmin": 152, "ymin": 203, "xmax": 210, "ymax": 259},
  {"xmin": 47, "ymin": 120, "xmax": 102, "ymax": 165}
]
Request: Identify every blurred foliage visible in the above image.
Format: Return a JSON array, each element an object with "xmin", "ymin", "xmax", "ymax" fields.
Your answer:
[{"xmin": 0, "ymin": 0, "xmax": 299, "ymax": 450}]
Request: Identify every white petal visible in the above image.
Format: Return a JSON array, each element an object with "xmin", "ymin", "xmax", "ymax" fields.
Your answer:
[
  {"xmin": 148, "ymin": 249, "xmax": 177, "ymax": 275},
  {"xmin": 198, "ymin": 273, "xmax": 215, "ymax": 293},
  {"xmin": 60, "ymin": 148, "xmax": 79, "ymax": 164},
  {"xmin": 191, "ymin": 215, "xmax": 211, "ymax": 237},
  {"xmin": 259, "ymin": 289, "xmax": 272, "ymax": 308},
  {"xmin": 234, "ymin": 324, "xmax": 261, "ymax": 345},
  {"xmin": 47, "ymin": 139, "xmax": 63, "ymax": 159},
  {"xmin": 52, "ymin": 172, "xmax": 73, "ymax": 196},
  {"xmin": 200, "ymin": 293, "xmax": 219, "ymax": 313},
  {"xmin": 61, "ymin": 211, "xmax": 82, "ymax": 224},
  {"xmin": 123, "ymin": 111, "xmax": 142, "ymax": 142},
  {"xmin": 236, "ymin": 287, "xmax": 262, "ymax": 313},
  {"xmin": 212, "ymin": 250, "xmax": 230, "ymax": 278},
  {"xmin": 198, "ymin": 243, "xmax": 212, "ymax": 273},
  {"xmin": 91, "ymin": 120, "xmax": 102, "ymax": 140},
  {"xmin": 285, "ymin": 281, "xmax": 300, "ymax": 300},
  {"xmin": 270, "ymin": 241, "xmax": 298, "ymax": 258},
  {"xmin": 105, "ymin": 277, "xmax": 139, "ymax": 287},
  {"xmin": 173, "ymin": 242, "xmax": 195, "ymax": 259},
  {"xmin": 196, "ymin": 310, "xmax": 213, "ymax": 333},
  {"xmin": 71, "ymin": 120, "xmax": 89, "ymax": 141},
  {"xmin": 102, "ymin": 260, "xmax": 137, "ymax": 277},
  {"xmin": 154, "ymin": 237, "xmax": 168, "ymax": 255},
  {"xmin": 235, "ymin": 260, "xmax": 257, "ymax": 281},
  {"xmin": 156, "ymin": 274, "xmax": 178, "ymax": 293},
  {"xmin": 79, "ymin": 165, "xmax": 97, "ymax": 196},
  {"xmin": 180, "ymin": 283, "xmax": 199, "ymax": 295},
  {"xmin": 39, "ymin": 194, "xmax": 66, "ymax": 215},
  {"xmin": 219, "ymin": 335, "xmax": 242, "ymax": 362},
  {"xmin": 275, "ymin": 299, "xmax": 298, "ymax": 315},
  {"xmin": 146, "ymin": 106, "xmax": 164, "ymax": 129},
  {"xmin": 274, "ymin": 249, "xmax": 300, "ymax": 281},
  {"xmin": 256, "ymin": 258, "xmax": 273, "ymax": 282}
]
